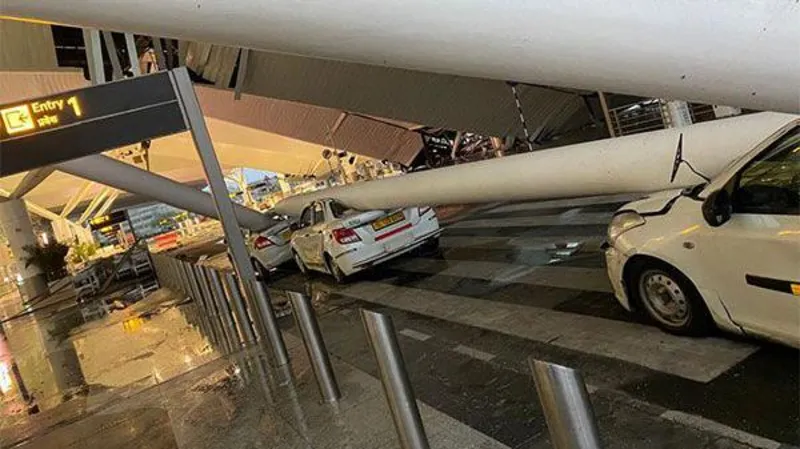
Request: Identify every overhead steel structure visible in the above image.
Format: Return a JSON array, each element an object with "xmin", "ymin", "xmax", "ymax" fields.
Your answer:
[{"xmin": 2, "ymin": 0, "xmax": 798, "ymax": 112}]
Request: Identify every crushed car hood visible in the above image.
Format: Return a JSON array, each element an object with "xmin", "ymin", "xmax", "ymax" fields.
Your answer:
[{"xmin": 621, "ymin": 189, "xmax": 685, "ymax": 215}]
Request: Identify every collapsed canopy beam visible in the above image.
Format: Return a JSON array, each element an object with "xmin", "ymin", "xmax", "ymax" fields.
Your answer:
[
  {"xmin": 56, "ymin": 154, "xmax": 271, "ymax": 231},
  {"xmin": 3, "ymin": 1, "xmax": 799, "ymax": 112},
  {"xmin": 274, "ymin": 113, "xmax": 799, "ymax": 217}
]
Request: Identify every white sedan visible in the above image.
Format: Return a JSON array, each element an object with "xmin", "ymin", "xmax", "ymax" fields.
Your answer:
[
  {"xmin": 247, "ymin": 217, "xmax": 294, "ymax": 278},
  {"xmin": 290, "ymin": 199, "xmax": 441, "ymax": 282}
]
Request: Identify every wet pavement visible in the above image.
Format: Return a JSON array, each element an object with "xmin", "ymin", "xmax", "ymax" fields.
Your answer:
[{"xmin": 0, "ymin": 193, "xmax": 797, "ymax": 448}]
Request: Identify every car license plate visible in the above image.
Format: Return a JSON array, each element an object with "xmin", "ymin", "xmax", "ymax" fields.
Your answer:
[
  {"xmin": 372, "ymin": 211, "xmax": 405, "ymax": 231},
  {"xmin": 279, "ymin": 229, "xmax": 293, "ymax": 241}
]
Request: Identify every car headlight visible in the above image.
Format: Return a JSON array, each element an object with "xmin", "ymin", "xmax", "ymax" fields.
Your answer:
[{"xmin": 608, "ymin": 211, "xmax": 646, "ymax": 243}]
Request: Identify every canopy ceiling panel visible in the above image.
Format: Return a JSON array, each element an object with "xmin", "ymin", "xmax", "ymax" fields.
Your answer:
[
  {"xmin": 0, "ymin": 69, "xmax": 85, "ymax": 103},
  {"xmin": 196, "ymin": 85, "xmax": 424, "ymax": 165},
  {"xmin": 240, "ymin": 49, "xmax": 585, "ymax": 139},
  {"xmin": 0, "ymin": 20, "xmax": 58, "ymax": 70}
]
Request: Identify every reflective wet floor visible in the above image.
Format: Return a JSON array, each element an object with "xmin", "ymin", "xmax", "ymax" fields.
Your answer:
[{"xmin": 1, "ymin": 194, "xmax": 798, "ymax": 448}]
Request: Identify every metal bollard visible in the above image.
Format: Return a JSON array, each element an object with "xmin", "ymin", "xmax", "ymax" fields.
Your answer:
[
  {"xmin": 361, "ymin": 309, "xmax": 429, "ymax": 449},
  {"xmin": 249, "ymin": 279, "xmax": 290, "ymax": 367},
  {"xmin": 193, "ymin": 265, "xmax": 227, "ymax": 351},
  {"xmin": 287, "ymin": 291, "xmax": 340, "ymax": 402},
  {"xmin": 204, "ymin": 266, "xmax": 239, "ymax": 352},
  {"xmin": 529, "ymin": 360, "xmax": 601, "ymax": 449},
  {"xmin": 186, "ymin": 263, "xmax": 218, "ymax": 345},
  {"xmin": 196, "ymin": 265, "xmax": 233, "ymax": 353},
  {"xmin": 222, "ymin": 272, "xmax": 258, "ymax": 345}
]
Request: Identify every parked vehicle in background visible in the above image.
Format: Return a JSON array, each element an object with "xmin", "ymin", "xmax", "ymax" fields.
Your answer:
[
  {"xmin": 605, "ymin": 120, "xmax": 800, "ymax": 347},
  {"xmin": 247, "ymin": 215, "xmax": 295, "ymax": 278},
  {"xmin": 290, "ymin": 199, "xmax": 441, "ymax": 283}
]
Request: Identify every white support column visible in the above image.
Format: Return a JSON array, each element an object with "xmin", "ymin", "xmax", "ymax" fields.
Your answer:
[
  {"xmin": 665, "ymin": 100, "xmax": 693, "ymax": 128},
  {"xmin": 233, "ymin": 48, "xmax": 249, "ymax": 100},
  {"xmin": 597, "ymin": 92, "xmax": 616, "ymax": 137},
  {"xmin": 151, "ymin": 37, "xmax": 166, "ymax": 70},
  {"xmin": 0, "ymin": 199, "xmax": 49, "ymax": 299},
  {"xmin": 60, "ymin": 181, "xmax": 94, "ymax": 218},
  {"xmin": 81, "ymin": 28, "xmax": 105, "ymax": 85},
  {"xmin": 78, "ymin": 188, "xmax": 109, "ymax": 223},
  {"xmin": 713, "ymin": 105, "xmax": 742, "ymax": 119},
  {"xmin": 0, "ymin": 189, "xmax": 85, "ymax": 233},
  {"xmin": 93, "ymin": 191, "xmax": 120, "ymax": 218},
  {"xmin": 123, "ymin": 33, "xmax": 141, "ymax": 76},
  {"xmin": 101, "ymin": 30, "xmax": 124, "ymax": 80}
]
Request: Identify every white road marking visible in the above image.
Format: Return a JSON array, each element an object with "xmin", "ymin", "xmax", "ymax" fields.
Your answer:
[
  {"xmin": 391, "ymin": 258, "xmax": 613, "ymax": 293},
  {"xmin": 660, "ymin": 410, "xmax": 782, "ymax": 449},
  {"xmin": 450, "ymin": 212, "xmax": 613, "ymax": 229},
  {"xmin": 485, "ymin": 193, "xmax": 644, "ymax": 215},
  {"xmin": 398, "ymin": 328, "xmax": 432, "ymax": 342},
  {"xmin": 440, "ymin": 235, "xmax": 605, "ymax": 251},
  {"xmin": 338, "ymin": 282, "xmax": 758, "ymax": 383},
  {"xmin": 452, "ymin": 344, "xmax": 496, "ymax": 362}
]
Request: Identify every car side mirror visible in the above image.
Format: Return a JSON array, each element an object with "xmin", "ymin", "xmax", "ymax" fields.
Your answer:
[{"xmin": 702, "ymin": 189, "xmax": 732, "ymax": 227}]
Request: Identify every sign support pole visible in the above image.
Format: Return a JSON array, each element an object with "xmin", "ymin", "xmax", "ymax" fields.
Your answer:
[{"xmin": 170, "ymin": 68, "xmax": 288, "ymax": 363}]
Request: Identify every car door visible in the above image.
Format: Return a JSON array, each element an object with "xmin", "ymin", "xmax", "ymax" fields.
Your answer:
[
  {"xmin": 293, "ymin": 206, "xmax": 315, "ymax": 262},
  {"xmin": 305, "ymin": 202, "xmax": 328, "ymax": 267},
  {"xmin": 708, "ymin": 126, "xmax": 800, "ymax": 345}
]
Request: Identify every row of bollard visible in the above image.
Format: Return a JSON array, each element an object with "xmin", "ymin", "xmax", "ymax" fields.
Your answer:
[
  {"xmin": 151, "ymin": 253, "xmax": 601, "ymax": 449},
  {"xmin": 151, "ymin": 254, "xmax": 252, "ymax": 354}
]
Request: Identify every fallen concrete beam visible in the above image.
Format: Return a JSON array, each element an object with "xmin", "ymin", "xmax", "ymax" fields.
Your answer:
[
  {"xmin": 274, "ymin": 112, "xmax": 799, "ymax": 216},
  {"xmin": 3, "ymin": 1, "xmax": 798, "ymax": 112}
]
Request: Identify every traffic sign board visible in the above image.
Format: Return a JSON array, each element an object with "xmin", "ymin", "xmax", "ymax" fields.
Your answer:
[{"xmin": 0, "ymin": 71, "xmax": 188, "ymax": 176}]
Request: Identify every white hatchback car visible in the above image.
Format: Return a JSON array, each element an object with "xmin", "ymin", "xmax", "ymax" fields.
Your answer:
[
  {"xmin": 290, "ymin": 199, "xmax": 441, "ymax": 282},
  {"xmin": 605, "ymin": 120, "xmax": 800, "ymax": 347}
]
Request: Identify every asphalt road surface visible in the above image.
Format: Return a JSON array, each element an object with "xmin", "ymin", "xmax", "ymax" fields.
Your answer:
[{"xmin": 196, "ymin": 194, "xmax": 800, "ymax": 449}]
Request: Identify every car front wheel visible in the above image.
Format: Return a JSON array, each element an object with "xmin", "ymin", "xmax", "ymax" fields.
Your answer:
[{"xmin": 628, "ymin": 260, "xmax": 712, "ymax": 336}]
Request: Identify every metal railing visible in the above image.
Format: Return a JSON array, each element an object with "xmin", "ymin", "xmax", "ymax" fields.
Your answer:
[
  {"xmin": 608, "ymin": 100, "xmax": 722, "ymax": 137},
  {"xmin": 608, "ymin": 100, "xmax": 667, "ymax": 136}
]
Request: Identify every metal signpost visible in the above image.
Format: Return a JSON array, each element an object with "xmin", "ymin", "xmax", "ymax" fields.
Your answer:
[
  {"xmin": 0, "ymin": 68, "xmax": 288, "ymax": 363},
  {"xmin": 0, "ymin": 72, "xmax": 186, "ymax": 176},
  {"xmin": 171, "ymin": 69, "xmax": 288, "ymax": 364}
]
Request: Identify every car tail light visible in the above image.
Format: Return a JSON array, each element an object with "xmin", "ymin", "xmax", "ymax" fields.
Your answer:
[
  {"xmin": 253, "ymin": 235, "xmax": 274, "ymax": 249},
  {"xmin": 418, "ymin": 207, "xmax": 432, "ymax": 216},
  {"xmin": 332, "ymin": 228, "xmax": 362, "ymax": 244}
]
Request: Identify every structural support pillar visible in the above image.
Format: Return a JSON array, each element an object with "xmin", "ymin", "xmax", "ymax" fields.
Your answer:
[
  {"xmin": 123, "ymin": 33, "xmax": 142, "ymax": 76},
  {"xmin": 664, "ymin": 100, "xmax": 693, "ymax": 128},
  {"xmin": 597, "ymin": 91, "xmax": 616, "ymax": 137},
  {"xmin": 713, "ymin": 105, "xmax": 742, "ymax": 119},
  {"xmin": 81, "ymin": 28, "xmax": 105, "ymax": 85},
  {"xmin": 0, "ymin": 199, "xmax": 49, "ymax": 300}
]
